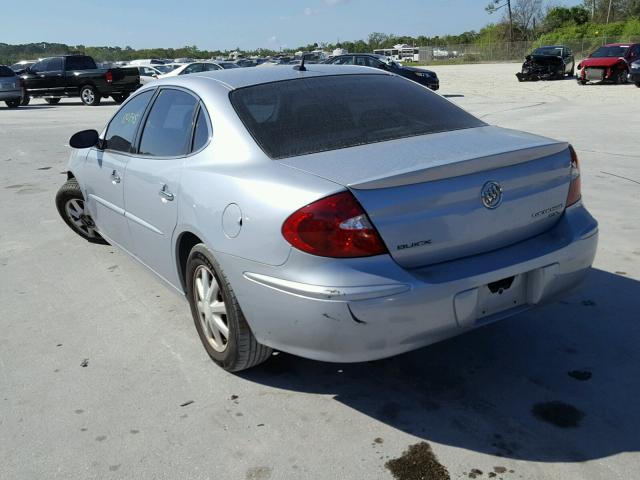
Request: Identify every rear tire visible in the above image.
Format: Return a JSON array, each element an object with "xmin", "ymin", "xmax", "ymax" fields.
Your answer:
[
  {"xmin": 5, "ymin": 99, "xmax": 20, "ymax": 108},
  {"xmin": 79, "ymin": 85, "xmax": 101, "ymax": 106},
  {"xmin": 45, "ymin": 98, "xmax": 61, "ymax": 105},
  {"xmin": 186, "ymin": 244, "xmax": 272, "ymax": 372},
  {"xmin": 636, "ymin": 82, "xmax": 640, "ymax": 88},
  {"xmin": 111, "ymin": 93, "xmax": 129, "ymax": 104},
  {"xmin": 20, "ymin": 96, "xmax": 30, "ymax": 106},
  {"xmin": 55, "ymin": 179, "xmax": 108, "ymax": 244}
]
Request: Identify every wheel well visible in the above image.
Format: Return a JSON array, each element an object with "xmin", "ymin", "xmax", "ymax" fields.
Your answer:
[{"xmin": 176, "ymin": 232, "xmax": 203, "ymax": 292}]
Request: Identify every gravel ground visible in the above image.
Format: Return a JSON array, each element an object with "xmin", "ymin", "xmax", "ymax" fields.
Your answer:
[{"xmin": 0, "ymin": 63, "xmax": 639, "ymax": 480}]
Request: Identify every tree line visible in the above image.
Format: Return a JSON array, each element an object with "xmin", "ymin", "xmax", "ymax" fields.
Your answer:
[{"xmin": 1, "ymin": 1, "xmax": 639, "ymax": 65}]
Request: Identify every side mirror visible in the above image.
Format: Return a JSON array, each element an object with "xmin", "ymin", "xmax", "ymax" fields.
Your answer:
[
  {"xmin": 69, "ymin": 129, "xmax": 99, "ymax": 149},
  {"xmin": 526, "ymin": 55, "xmax": 532, "ymax": 61}
]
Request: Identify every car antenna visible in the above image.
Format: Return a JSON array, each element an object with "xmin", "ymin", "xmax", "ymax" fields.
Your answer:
[{"xmin": 294, "ymin": 54, "xmax": 310, "ymax": 72}]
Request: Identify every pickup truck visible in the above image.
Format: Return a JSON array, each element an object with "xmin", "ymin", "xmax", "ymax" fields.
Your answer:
[{"xmin": 21, "ymin": 55, "xmax": 140, "ymax": 106}]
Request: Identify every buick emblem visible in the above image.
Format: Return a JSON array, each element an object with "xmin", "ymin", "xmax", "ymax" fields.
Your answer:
[{"xmin": 481, "ymin": 181, "xmax": 503, "ymax": 209}]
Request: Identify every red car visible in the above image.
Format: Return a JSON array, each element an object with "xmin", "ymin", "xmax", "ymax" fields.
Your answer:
[{"xmin": 576, "ymin": 43, "xmax": 640, "ymax": 85}]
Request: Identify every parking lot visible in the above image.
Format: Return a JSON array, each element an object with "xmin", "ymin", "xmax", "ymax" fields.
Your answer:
[{"xmin": 1, "ymin": 62, "xmax": 639, "ymax": 479}]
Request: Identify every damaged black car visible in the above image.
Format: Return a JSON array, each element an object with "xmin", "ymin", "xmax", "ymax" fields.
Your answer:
[{"xmin": 516, "ymin": 45, "xmax": 575, "ymax": 81}]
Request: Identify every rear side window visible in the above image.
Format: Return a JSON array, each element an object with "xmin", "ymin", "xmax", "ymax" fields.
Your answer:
[
  {"xmin": 66, "ymin": 56, "xmax": 97, "ymax": 70},
  {"xmin": 192, "ymin": 105, "xmax": 212, "ymax": 151},
  {"xmin": 230, "ymin": 74, "xmax": 485, "ymax": 159},
  {"xmin": 0, "ymin": 66, "xmax": 15, "ymax": 77},
  {"xmin": 139, "ymin": 89, "xmax": 198, "ymax": 157},
  {"xmin": 105, "ymin": 90, "xmax": 154, "ymax": 153}
]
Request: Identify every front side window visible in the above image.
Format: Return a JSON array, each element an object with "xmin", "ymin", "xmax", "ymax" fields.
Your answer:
[
  {"xmin": 231, "ymin": 74, "xmax": 485, "ymax": 159},
  {"xmin": 105, "ymin": 90, "xmax": 154, "ymax": 153},
  {"xmin": 30, "ymin": 60, "xmax": 46, "ymax": 74},
  {"xmin": 332, "ymin": 56, "xmax": 354, "ymax": 65},
  {"xmin": 139, "ymin": 89, "xmax": 198, "ymax": 157},
  {"xmin": 47, "ymin": 57, "xmax": 64, "ymax": 71},
  {"xmin": 205, "ymin": 63, "xmax": 222, "ymax": 71},
  {"xmin": 182, "ymin": 63, "xmax": 205, "ymax": 75}
]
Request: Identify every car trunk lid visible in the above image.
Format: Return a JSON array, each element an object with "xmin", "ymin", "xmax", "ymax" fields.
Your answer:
[{"xmin": 279, "ymin": 126, "xmax": 571, "ymax": 268}]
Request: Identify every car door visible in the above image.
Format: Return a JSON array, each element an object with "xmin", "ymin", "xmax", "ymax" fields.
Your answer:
[
  {"xmin": 31, "ymin": 57, "xmax": 65, "ymax": 95},
  {"xmin": 82, "ymin": 89, "xmax": 155, "ymax": 251},
  {"xmin": 22, "ymin": 59, "xmax": 49, "ymax": 93},
  {"xmin": 123, "ymin": 87, "xmax": 200, "ymax": 287}
]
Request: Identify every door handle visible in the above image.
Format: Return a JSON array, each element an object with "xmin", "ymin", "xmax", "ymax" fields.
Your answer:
[
  {"xmin": 159, "ymin": 184, "xmax": 174, "ymax": 202},
  {"xmin": 110, "ymin": 170, "xmax": 121, "ymax": 184}
]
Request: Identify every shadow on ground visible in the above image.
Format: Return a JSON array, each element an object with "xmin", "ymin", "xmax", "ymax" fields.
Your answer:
[{"xmin": 240, "ymin": 268, "xmax": 640, "ymax": 463}]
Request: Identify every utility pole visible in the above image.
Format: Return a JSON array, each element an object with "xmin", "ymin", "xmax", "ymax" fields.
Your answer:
[{"xmin": 507, "ymin": 0, "xmax": 513, "ymax": 43}]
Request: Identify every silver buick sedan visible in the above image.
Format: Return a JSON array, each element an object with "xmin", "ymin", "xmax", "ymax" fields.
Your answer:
[{"xmin": 56, "ymin": 65, "xmax": 598, "ymax": 371}]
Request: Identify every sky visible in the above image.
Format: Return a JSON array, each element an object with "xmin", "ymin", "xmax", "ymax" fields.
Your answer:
[{"xmin": 4, "ymin": 0, "xmax": 582, "ymax": 51}]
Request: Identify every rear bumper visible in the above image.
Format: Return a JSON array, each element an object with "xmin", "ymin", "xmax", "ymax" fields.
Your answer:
[{"xmin": 222, "ymin": 203, "xmax": 597, "ymax": 363}]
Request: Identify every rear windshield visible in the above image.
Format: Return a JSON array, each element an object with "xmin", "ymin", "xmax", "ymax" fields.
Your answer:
[
  {"xmin": 230, "ymin": 74, "xmax": 485, "ymax": 159},
  {"xmin": 65, "ymin": 56, "xmax": 97, "ymax": 70},
  {"xmin": 0, "ymin": 66, "xmax": 15, "ymax": 77}
]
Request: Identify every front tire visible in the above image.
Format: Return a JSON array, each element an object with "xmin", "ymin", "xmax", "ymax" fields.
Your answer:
[
  {"xmin": 186, "ymin": 245, "xmax": 272, "ymax": 372},
  {"xmin": 45, "ymin": 98, "xmax": 61, "ymax": 105},
  {"xmin": 614, "ymin": 68, "xmax": 628, "ymax": 84},
  {"xmin": 21, "ymin": 96, "xmax": 30, "ymax": 106},
  {"xmin": 55, "ymin": 179, "xmax": 107, "ymax": 244},
  {"xmin": 79, "ymin": 85, "xmax": 101, "ymax": 106},
  {"xmin": 5, "ymin": 99, "xmax": 20, "ymax": 108}
]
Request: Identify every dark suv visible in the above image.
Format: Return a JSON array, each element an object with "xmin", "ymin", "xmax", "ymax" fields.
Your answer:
[{"xmin": 324, "ymin": 54, "xmax": 439, "ymax": 90}]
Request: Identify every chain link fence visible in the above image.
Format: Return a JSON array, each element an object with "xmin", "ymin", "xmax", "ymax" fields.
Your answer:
[{"xmin": 417, "ymin": 36, "xmax": 640, "ymax": 63}]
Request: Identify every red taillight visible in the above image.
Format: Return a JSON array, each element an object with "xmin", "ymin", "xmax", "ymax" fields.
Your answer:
[
  {"xmin": 282, "ymin": 192, "xmax": 388, "ymax": 258},
  {"xmin": 105, "ymin": 70, "xmax": 113, "ymax": 84},
  {"xmin": 566, "ymin": 145, "xmax": 582, "ymax": 207}
]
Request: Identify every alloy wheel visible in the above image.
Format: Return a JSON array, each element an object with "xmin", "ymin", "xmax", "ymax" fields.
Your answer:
[
  {"xmin": 64, "ymin": 198, "xmax": 97, "ymax": 237},
  {"xmin": 193, "ymin": 265, "xmax": 229, "ymax": 352}
]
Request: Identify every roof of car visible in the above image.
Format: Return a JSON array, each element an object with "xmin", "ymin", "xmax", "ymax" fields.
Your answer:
[{"xmin": 157, "ymin": 64, "xmax": 389, "ymax": 90}]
